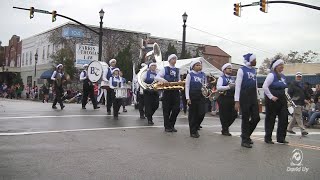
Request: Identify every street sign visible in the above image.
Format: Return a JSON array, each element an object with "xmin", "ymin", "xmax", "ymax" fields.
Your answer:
[{"xmin": 252, "ymin": 2, "xmax": 260, "ymax": 6}]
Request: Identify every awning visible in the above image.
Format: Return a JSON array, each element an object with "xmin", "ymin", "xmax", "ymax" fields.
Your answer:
[{"xmin": 40, "ymin": 70, "xmax": 53, "ymax": 79}]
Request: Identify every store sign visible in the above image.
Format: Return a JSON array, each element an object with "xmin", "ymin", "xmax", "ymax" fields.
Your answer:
[
  {"xmin": 75, "ymin": 44, "xmax": 99, "ymax": 67},
  {"xmin": 62, "ymin": 27, "xmax": 84, "ymax": 38}
]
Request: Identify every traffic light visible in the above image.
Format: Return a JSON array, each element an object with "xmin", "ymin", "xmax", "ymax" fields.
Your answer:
[
  {"xmin": 233, "ymin": 3, "xmax": 241, "ymax": 17},
  {"xmin": 52, "ymin": 10, "xmax": 57, "ymax": 22},
  {"xmin": 260, "ymin": 0, "xmax": 268, "ymax": 13},
  {"xmin": 30, "ymin": 7, "xmax": 34, "ymax": 19}
]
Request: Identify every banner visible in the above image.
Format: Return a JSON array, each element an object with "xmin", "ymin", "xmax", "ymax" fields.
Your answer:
[{"xmin": 75, "ymin": 44, "xmax": 99, "ymax": 67}]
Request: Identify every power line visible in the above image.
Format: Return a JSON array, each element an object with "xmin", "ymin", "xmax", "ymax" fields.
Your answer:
[{"xmin": 188, "ymin": 25, "xmax": 275, "ymax": 55}]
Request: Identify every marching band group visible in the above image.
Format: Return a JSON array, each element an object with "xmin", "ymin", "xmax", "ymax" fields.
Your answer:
[{"xmin": 50, "ymin": 52, "xmax": 309, "ymax": 148}]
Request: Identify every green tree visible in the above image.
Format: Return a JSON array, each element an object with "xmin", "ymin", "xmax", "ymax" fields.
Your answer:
[
  {"xmin": 165, "ymin": 43, "xmax": 177, "ymax": 61},
  {"xmin": 51, "ymin": 47, "xmax": 77, "ymax": 80},
  {"xmin": 115, "ymin": 44, "xmax": 133, "ymax": 81}
]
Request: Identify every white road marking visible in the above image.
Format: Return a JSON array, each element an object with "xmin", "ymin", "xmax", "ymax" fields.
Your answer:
[
  {"xmin": 0, "ymin": 114, "xmax": 229, "ymax": 120},
  {"xmin": 1, "ymin": 124, "xmax": 319, "ymax": 136}
]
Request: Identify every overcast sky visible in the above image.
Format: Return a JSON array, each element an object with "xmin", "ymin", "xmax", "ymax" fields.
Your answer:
[{"xmin": 1, "ymin": 0, "xmax": 319, "ymax": 66}]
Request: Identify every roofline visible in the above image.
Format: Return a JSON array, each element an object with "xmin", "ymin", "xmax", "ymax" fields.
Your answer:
[
  {"xmin": 21, "ymin": 21, "xmax": 151, "ymax": 41},
  {"xmin": 202, "ymin": 52, "xmax": 231, "ymax": 57},
  {"xmin": 150, "ymin": 35, "xmax": 206, "ymax": 47}
]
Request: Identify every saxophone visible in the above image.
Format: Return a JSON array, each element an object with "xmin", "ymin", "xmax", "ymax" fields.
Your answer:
[{"xmin": 201, "ymin": 76, "xmax": 216, "ymax": 98}]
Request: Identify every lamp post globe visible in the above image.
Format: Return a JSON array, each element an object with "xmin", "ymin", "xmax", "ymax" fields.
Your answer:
[
  {"xmin": 99, "ymin": 9, "xmax": 105, "ymax": 19},
  {"xmin": 182, "ymin": 12, "xmax": 188, "ymax": 23}
]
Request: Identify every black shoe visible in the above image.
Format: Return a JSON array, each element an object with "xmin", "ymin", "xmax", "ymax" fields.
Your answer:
[
  {"xmin": 148, "ymin": 120, "xmax": 154, "ymax": 125},
  {"xmin": 94, "ymin": 106, "xmax": 100, "ymax": 109},
  {"xmin": 190, "ymin": 133, "xmax": 200, "ymax": 138},
  {"xmin": 107, "ymin": 111, "xmax": 111, "ymax": 115},
  {"xmin": 302, "ymin": 131, "xmax": 308, "ymax": 136},
  {"xmin": 287, "ymin": 130, "xmax": 296, "ymax": 134},
  {"xmin": 114, "ymin": 116, "xmax": 118, "ymax": 120},
  {"xmin": 249, "ymin": 139, "xmax": 254, "ymax": 144},
  {"xmin": 221, "ymin": 131, "xmax": 232, "ymax": 136},
  {"xmin": 82, "ymin": 107, "xmax": 86, "ymax": 110},
  {"xmin": 140, "ymin": 116, "xmax": 146, "ymax": 119},
  {"xmin": 172, "ymin": 128, "xmax": 177, "ymax": 132},
  {"xmin": 52, "ymin": 106, "xmax": 57, "ymax": 109},
  {"xmin": 61, "ymin": 105, "xmax": 65, "ymax": 110},
  {"xmin": 123, "ymin": 109, "xmax": 127, "ymax": 112},
  {"xmin": 165, "ymin": 128, "xmax": 173, "ymax": 132},
  {"xmin": 241, "ymin": 142, "xmax": 252, "ymax": 148},
  {"xmin": 277, "ymin": 140, "xmax": 289, "ymax": 144},
  {"xmin": 265, "ymin": 140, "xmax": 275, "ymax": 144}
]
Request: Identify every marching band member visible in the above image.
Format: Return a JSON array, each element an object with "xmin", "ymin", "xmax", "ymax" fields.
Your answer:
[
  {"xmin": 185, "ymin": 59, "xmax": 206, "ymax": 138},
  {"xmin": 80, "ymin": 64, "xmax": 100, "ymax": 110},
  {"xmin": 217, "ymin": 63, "xmax": 237, "ymax": 136},
  {"xmin": 138, "ymin": 64, "xmax": 146, "ymax": 119},
  {"xmin": 109, "ymin": 68, "xmax": 124, "ymax": 120},
  {"xmin": 142, "ymin": 62, "xmax": 159, "ymax": 125},
  {"xmin": 234, "ymin": 53, "xmax": 260, "ymax": 148},
  {"xmin": 102, "ymin": 59, "xmax": 118, "ymax": 115},
  {"xmin": 263, "ymin": 59, "xmax": 288, "ymax": 144},
  {"xmin": 119, "ymin": 71, "xmax": 128, "ymax": 113},
  {"xmin": 155, "ymin": 54, "xmax": 180, "ymax": 132},
  {"xmin": 51, "ymin": 64, "xmax": 65, "ymax": 110}
]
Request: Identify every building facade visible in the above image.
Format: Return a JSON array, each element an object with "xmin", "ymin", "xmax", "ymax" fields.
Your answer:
[{"xmin": 3, "ymin": 22, "xmax": 232, "ymax": 93}]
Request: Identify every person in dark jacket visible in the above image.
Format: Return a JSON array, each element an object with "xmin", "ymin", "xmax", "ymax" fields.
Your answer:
[{"xmin": 287, "ymin": 72, "xmax": 308, "ymax": 136}]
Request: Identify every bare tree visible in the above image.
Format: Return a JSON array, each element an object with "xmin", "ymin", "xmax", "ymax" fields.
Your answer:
[{"xmin": 258, "ymin": 51, "xmax": 319, "ymax": 75}]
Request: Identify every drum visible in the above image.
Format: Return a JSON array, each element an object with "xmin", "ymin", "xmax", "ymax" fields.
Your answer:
[
  {"xmin": 87, "ymin": 61, "xmax": 103, "ymax": 83},
  {"xmin": 115, "ymin": 88, "xmax": 128, "ymax": 99}
]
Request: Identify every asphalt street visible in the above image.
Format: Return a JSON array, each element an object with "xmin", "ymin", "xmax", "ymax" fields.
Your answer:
[{"xmin": 0, "ymin": 98, "xmax": 319, "ymax": 180}]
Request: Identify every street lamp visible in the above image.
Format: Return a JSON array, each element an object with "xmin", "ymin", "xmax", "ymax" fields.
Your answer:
[
  {"xmin": 182, "ymin": 12, "xmax": 188, "ymax": 59},
  {"xmin": 98, "ymin": 9, "xmax": 105, "ymax": 62},
  {"xmin": 34, "ymin": 52, "xmax": 38, "ymax": 87}
]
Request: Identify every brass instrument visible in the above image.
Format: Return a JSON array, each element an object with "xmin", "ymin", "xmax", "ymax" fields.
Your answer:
[
  {"xmin": 201, "ymin": 84, "xmax": 212, "ymax": 98},
  {"xmin": 285, "ymin": 92, "xmax": 297, "ymax": 114},
  {"xmin": 201, "ymin": 76, "xmax": 219, "ymax": 101},
  {"xmin": 55, "ymin": 72, "xmax": 69, "ymax": 87},
  {"xmin": 153, "ymin": 81, "xmax": 185, "ymax": 90},
  {"xmin": 136, "ymin": 42, "xmax": 204, "ymax": 91},
  {"xmin": 56, "ymin": 73, "xmax": 62, "ymax": 86},
  {"xmin": 137, "ymin": 43, "xmax": 163, "ymax": 90}
]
